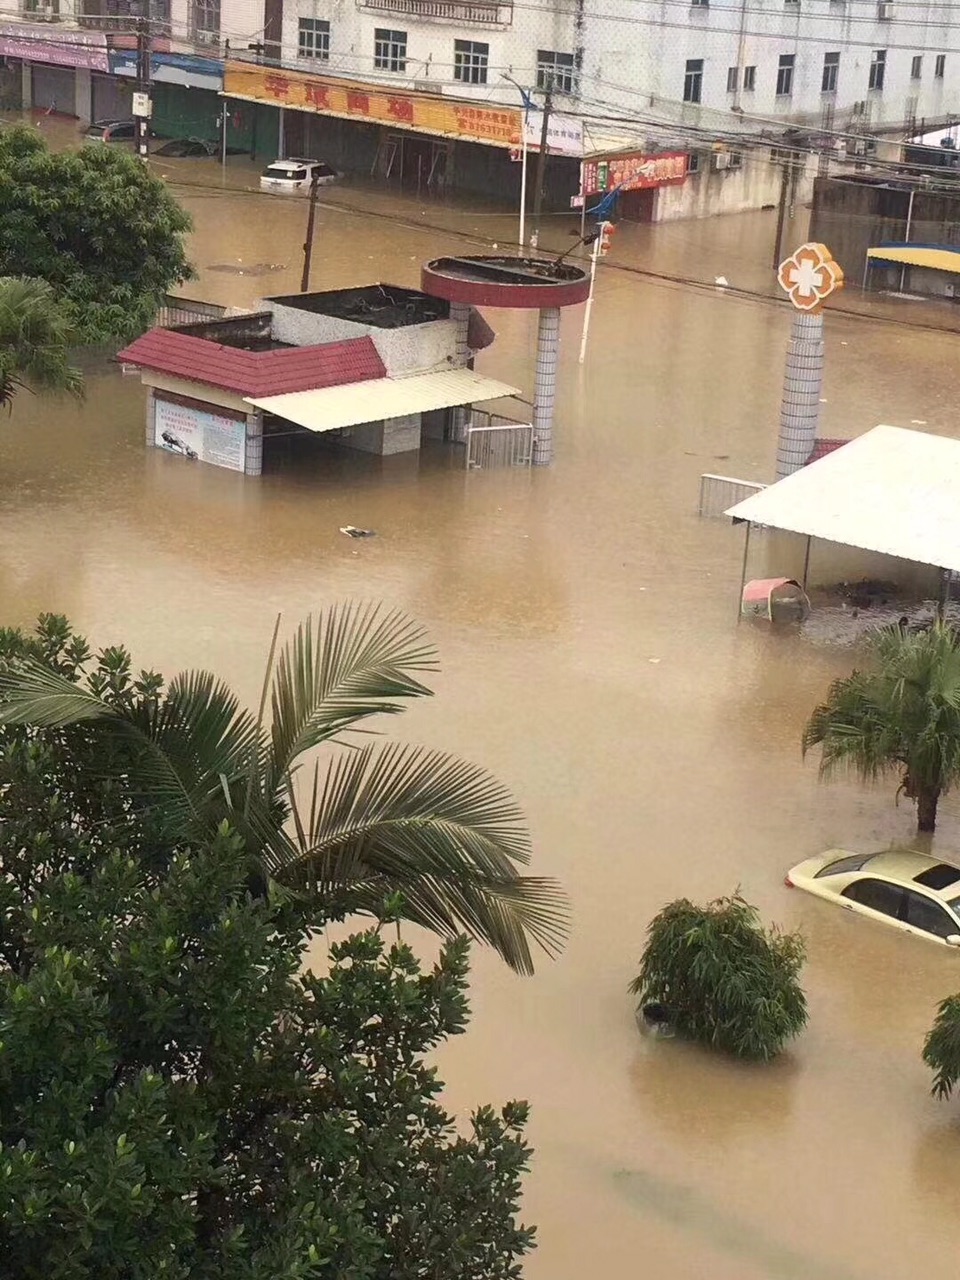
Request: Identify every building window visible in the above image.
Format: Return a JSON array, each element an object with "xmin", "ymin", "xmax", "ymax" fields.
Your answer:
[
  {"xmin": 683, "ymin": 58, "xmax": 703, "ymax": 104},
  {"xmin": 743, "ymin": 64, "xmax": 756, "ymax": 90},
  {"xmin": 298, "ymin": 18, "xmax": 330, "ymax": 59},
  {"xmin": 688, "ymin": 152, "xmax": 701, "ymax": 173},
  {"xmin": 821, "ymin": 51, "xmax": 839, "ymax": 93},
  {"xmin": 690, "ymin": 0, "xmax": 708, "ymax": 7},
  {"xmin": 728, "ymin": 150, "xmax": 743, "ymax": 168},
  {"xmin": 726, "ymin": 65, "xmax": 738, "ymax": 93},
  {"xmin": 869, "ymin": 48, "xmax": 886, "ymax": 91},
  {"xmin": 910, "ymin": 54, "xmax": 923, "ymax": 79},
  {"xmin": 776, "ymin": 53, "xmax": 795, "ymax": 96},
  {"xmin": 454, "ymin": 39, "xmax": 488, "ymax": 85},
  {"xmin": 536, "ymin": 49, "xmax": 576, "ymax": 93},
  {"xmin": 192, "ymin": 0, "xmax": 219, "ymax": 37},
  {"xmin": 936, "ymin": 53, "xmax": 946, "ymax": 78},
  {"xmin": 374, "ymin": 27, "xmax": 406, "ymax": 72}
]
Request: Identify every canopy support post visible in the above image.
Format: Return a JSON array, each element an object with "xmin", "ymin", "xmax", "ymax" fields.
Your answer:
[
  {"xmin": 801, "ymin": 535, "xmax": 812, "ymax": 590},
  {"xmin": 737, "ymin": 522, "xmax": 752, "ymax": 624}
]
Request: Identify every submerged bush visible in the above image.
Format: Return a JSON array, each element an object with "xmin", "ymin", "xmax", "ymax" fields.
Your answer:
[
  {"xmin": 629, "ymin": 893, "xmax": 807, "ymax": 1061},
  {"xmin": 923, "ymin": 994, "xmax": 960, "ymax": 1099}
]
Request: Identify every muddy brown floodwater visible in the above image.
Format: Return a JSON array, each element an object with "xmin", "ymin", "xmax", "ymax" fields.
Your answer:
[{"xmin": 7, "ymin": 117, "xmax": 960, "ymax": 1277}]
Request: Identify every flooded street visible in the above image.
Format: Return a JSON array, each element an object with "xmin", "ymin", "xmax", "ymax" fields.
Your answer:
[{"xmin": 7, "ymin": 123, "xmax": 960, "ymax": 1277}]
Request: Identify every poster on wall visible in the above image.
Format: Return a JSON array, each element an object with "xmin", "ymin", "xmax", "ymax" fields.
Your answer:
[{"xmin": 155, "ymin": 397, "xmax": 246, "ymax": 473}]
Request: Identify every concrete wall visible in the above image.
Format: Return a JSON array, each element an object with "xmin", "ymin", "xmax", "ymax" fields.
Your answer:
[
  {"xmin": 342, "ymin": 414, "xmax": 421, "ymax": 454},
  {"xmin": 266, "ymin": 302, "xmax": 458, "ymax": 374},
  {"xmin": 658, "ymin": 149, "xmax": 815, "ymax": 222},
  {"xmin": 809, "ymin": 176, "xmax": 960, "ymax": 289},
  {"xmin": 142, "ymin": 371, "xmax": 251, "ymax": 415}
]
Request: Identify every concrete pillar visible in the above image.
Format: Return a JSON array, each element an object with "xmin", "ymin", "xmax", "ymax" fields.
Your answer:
[
  {"xmin": 449, "ymin": 300, "xmax": 471, "ymax": 443},
  {"xmin": 74, "ymin": 66, "xmax": 92, "ymax": 123},
  {"xmin": 145, "ymin": 388, "xmax": 156, "ymax": 447},
  {"xmin": 244, "ymin": 410, "xmax": 263, "ymax": 476},
  {"xmin": 346, "ymin": 414, "xmax": 421, "ymax": 455},
  {"xmin": 532, "ymin": 306, "xmax": 561, "ymax": 467},
  {"xmin": 776, "ymin": 310, "xmax": 824, "ymax": 479},
  {"xmin": 20, "ymin": 62, "xmax": 31, "ymax": 110}
]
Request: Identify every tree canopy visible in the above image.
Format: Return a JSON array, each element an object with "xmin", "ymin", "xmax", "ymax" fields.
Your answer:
[
  {"xmin": 0, "ymin": 127, "xmax": 192, "ymax": 343},
  {"xmin": 630, "ymin": 893, "xmax": 807, "ymax": 1061},
  {"xmin": 0, "ymin": 619, "xmax": 536, "ymax": 1277},
  {"xmin": 803, "ymin": 621, "xmax": 960, "ymax": 832},
  {"xmin": 0, "ymin": 276, "xmax": 83, "ymax": 408},
  {"xmin": 0, "ymin": 609, "xmax": 567, "ymax": 975}
]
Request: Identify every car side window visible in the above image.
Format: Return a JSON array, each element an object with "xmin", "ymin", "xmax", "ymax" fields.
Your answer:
[
  {"xmin": 903, "ymin": 889, "xmax": 958, "ymax": 939},
  {"xmin": 841, "ymin": 878, "xmax": 904, "ymax": 919}
]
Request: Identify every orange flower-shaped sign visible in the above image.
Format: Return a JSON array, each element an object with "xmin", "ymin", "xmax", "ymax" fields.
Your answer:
[{"xmin": 777, "ymin": 242, "xmax": 845, "ymax": 313}]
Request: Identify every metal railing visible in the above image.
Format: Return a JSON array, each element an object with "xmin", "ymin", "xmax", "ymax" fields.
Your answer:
[
  {"xmin": 358, "ymin": 0, "xmax": 511, "ymax": 25},
  {"xmin": 697, "ymin": 472, "xmax": 766, "ymax": 518},
  {"xmin": 155, "ymin": 295, "xmax": 228, "ymax": 328},
  {"xmin": 465, "ymin": 412, "xmax": 533, "ymax": 469}
]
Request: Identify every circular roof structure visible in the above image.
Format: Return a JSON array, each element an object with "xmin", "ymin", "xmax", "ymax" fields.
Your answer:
[{"xmin": 421, "ymin": 255, "xmax": 591, "ymax": 309}]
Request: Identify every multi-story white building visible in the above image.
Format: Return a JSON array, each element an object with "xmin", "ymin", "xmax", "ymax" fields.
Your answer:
[{"xmin": 1, "ymin": 0, "xmax": 958, "ymax": 218}]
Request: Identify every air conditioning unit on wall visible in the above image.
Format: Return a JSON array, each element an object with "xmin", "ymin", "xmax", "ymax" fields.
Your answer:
[{"xmin": 712, "ymin": 150, "xmax": 731, "ymax": 171}]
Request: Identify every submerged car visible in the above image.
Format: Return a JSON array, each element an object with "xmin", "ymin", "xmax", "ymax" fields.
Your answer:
[
  {"xmin": 153, "ymin": 137, "xmax": 217, "ymax": 157},
  {"xmin": 259, "ymin": 158, "xmax": 339, "ymax": 194},
  {"xmin": 786, "ymin": 848, "xmax": 960, "ymax": 947},
  {"xmin": 82, "ymin": 119, "xmax": 138, "ymax": 144}
]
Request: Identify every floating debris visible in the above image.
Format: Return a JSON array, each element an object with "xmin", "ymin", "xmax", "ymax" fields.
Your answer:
[{"xmin": 340, "ymin": 525, "xmax": 376, "ymax": 539}]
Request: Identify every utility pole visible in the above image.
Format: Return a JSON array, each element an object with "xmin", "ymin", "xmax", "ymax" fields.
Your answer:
[
  {"xmin": 134, "ymin": 3, "xmax": 151, "ymax": 164},
  {"xmin": 300, "ymin": 174, "xmax": 320, "ymax": 292},
  {"xmin": 530, "ymin": 78, "xmax": 553, "ymax": 250},
  {"xmin": 771, "ymin": 149, "xmax": 792, "ymax": 270}
]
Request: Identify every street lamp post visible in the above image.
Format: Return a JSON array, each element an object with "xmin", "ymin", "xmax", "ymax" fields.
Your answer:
[{"xmin": 501, "ymin": 73, "xmax": 533, "ymax": 250}]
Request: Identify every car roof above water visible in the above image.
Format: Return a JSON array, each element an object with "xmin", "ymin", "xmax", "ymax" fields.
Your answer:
[{"xmin": 826, "ymin": 847, "xmax": 960, "ymax": 898}]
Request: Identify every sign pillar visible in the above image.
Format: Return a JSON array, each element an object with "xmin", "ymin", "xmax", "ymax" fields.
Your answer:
[
  {"xmin": 532, "ymin": 307, "xmax": 561, "ymax": 466},
  {"xmin": 775, "ymin": 243, "xmax": 844, "ymax": 480}
]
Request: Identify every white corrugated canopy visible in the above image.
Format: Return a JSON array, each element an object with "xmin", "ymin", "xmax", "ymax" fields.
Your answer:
[
  {"xmin": 245, "ymin": 368, "xmax": 521, "ymax": 433},
  {"xmin": 726, "ymin": 425, "xmax": 960, "ymax": 572}
]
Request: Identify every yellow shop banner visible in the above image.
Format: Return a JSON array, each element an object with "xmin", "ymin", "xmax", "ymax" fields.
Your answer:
[{"xmin": 224, "ymin": 62, "xmax": 521, "ymax": 148}]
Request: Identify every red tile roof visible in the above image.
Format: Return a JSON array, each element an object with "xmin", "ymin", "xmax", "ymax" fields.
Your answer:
[
  {"xmin": 117, "ymin": 329, "xmax": 386, "ymax": 397},
  {"xmin": 805, "ymin": 438, "xmax": 849, "ymax": 464}
]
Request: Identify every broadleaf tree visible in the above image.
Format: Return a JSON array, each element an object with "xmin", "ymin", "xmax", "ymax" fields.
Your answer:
[
  {"xmin": 0, "ymin": 127, "xmax": 192, "ymax": 343},
  {"xmin": 0, "ymin": 708, "xmax": 536, "ymax": 1277},
  {"xmin": 629, "ymin": 893, "xmax": 807, "ymax": 1061}
]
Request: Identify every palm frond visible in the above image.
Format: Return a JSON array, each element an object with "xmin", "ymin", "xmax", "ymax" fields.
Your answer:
[
  {"xmin": 275, "ymin": 741, "xmax": 569, "ymax": 974},
  {"xmin": 265, "ymin": 603, "xmax": 438, "ymax": 793},
  {"xmin": 0, "ymin": 657, "xmax": 121, "ymax": 726}
]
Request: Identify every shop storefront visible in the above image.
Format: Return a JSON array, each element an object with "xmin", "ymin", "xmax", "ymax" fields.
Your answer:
[
  {"xmin": 580, "ymin": 151, "xmax": 688, "ymax": 222},
  {"xmin": 108, "ymin": 49, "xmax": 278, "ymax": 157},
  {"xmin": 0, "ymin": 24, "xmax": 109, "ymax": 118},
  {"xmin": 221, "ymin": 61, "xmax": 532, "ymax": 198}
]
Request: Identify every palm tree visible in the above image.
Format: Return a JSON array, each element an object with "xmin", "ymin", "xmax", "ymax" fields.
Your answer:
[
  {"xmin": 0, "ymin": 276, "xmax": 83, "ymax": 409},
  {"xmin": 803, "ymin": 621, "xmax": 960, "ymax": 832},
  {"xmin": 0, "ymin": 604, "xmax": 568, "ymax": 974}
]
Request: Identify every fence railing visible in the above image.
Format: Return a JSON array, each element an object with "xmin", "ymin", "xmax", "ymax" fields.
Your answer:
[
  {"xmin": 155, "ymin": 295, "xmax": 229, "ymax": 328},
  {"xmin": 465, "ymin": 411, "xmax": 533, "ymax": 469},
  {"xmin": 697, "ymin": 472, "xmax": 767, "ymax": 519}
]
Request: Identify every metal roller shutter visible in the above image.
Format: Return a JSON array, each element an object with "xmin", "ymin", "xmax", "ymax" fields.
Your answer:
[
  {"xmin": 91, "ymin": 72, "xmax": 131, "ymax": 122},
  {"xmin": 31, "ymin": 64, "xmax": 76, "ymax": 116}
]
